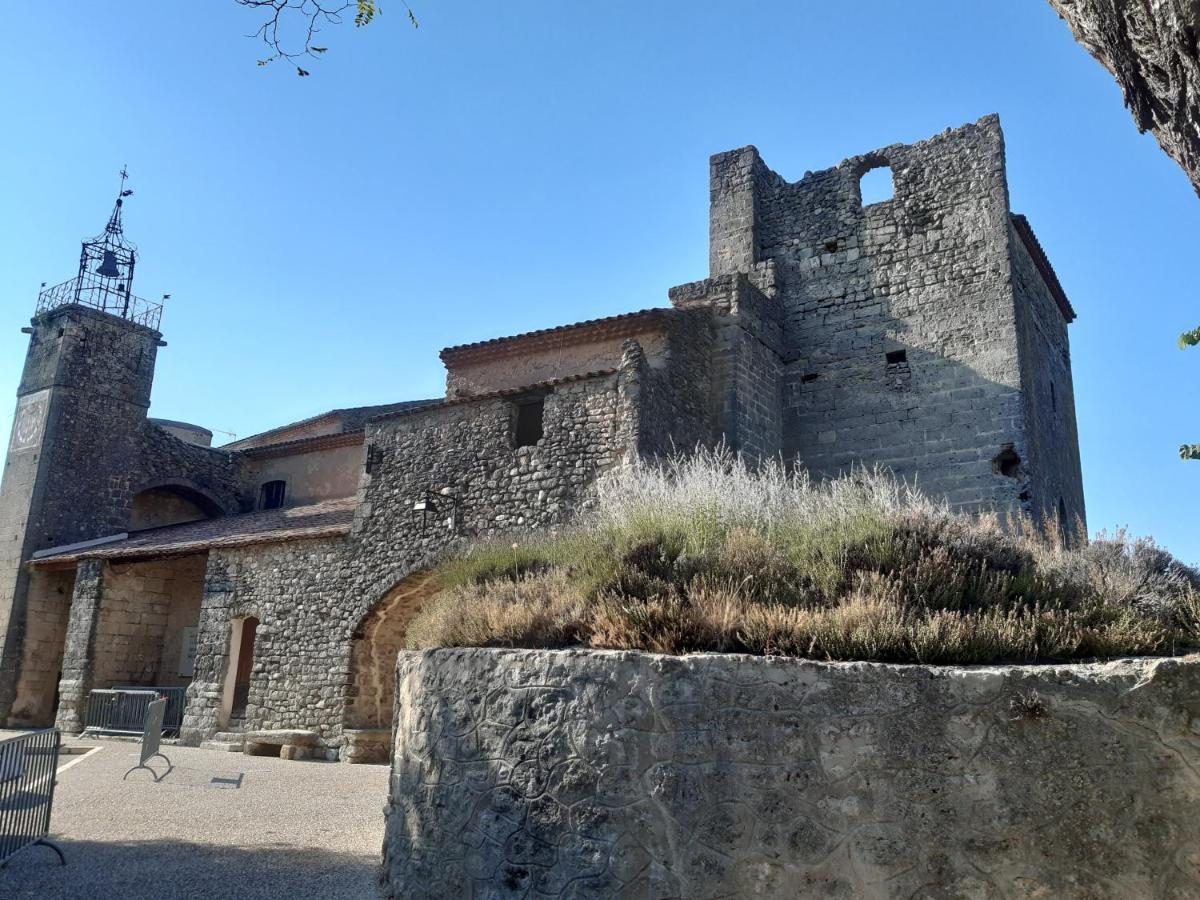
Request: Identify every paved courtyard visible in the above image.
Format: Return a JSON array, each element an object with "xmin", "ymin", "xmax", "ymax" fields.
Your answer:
[{"xmin": 0, "ymin": 739, "xmax": 390, "ymax": 899}]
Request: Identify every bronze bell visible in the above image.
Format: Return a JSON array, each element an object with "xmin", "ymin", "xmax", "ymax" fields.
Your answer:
[{"xmin": 96, "ymin": 250, "xmax": 121, "ymax": 278}]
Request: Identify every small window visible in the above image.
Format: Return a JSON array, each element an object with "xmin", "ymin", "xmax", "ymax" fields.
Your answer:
[
  {"xmin": 801, "ymin": 372, "xmax": 820, "ymax": 384},
  {"xmin": 886, "ymin": 349, "xmax": 907, "ymax": 365},
  {"xmin": 860, "ymin": 165, "xmax": 894, "ymax": 206},
  {"xmin": 259, "ymin": 480, "xmax": 286, "ymax": 510},
  {"xmin": 514, "ymin": 398, "xmax": 545, "ymax": 448}
]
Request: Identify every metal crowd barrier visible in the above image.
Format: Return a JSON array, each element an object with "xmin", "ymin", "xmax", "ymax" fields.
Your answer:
[
  {"xmin": 0, "ymin": 728, "xmax": 65, "ymax": 867},
  {"xmin": 111, "ymin": 685, "xmax": 186, "ymax": 736},
  {"xmin": 83, "ymin": 686, "xmax": 185, "ymax": 737},
  {"xmin": 123, "ymin": 698, "xmax": 171, "ymax": 782}
]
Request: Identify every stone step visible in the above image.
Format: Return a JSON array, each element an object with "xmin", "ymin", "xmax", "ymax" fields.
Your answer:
[{"xmin": 199, "ymin": 740, "xmax": 244, "ymax": 753}]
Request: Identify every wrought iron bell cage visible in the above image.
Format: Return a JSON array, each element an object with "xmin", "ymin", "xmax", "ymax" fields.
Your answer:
[
  {"xmin": 73, "ymin": 197, "xmax": 138, "ymax": 308},
  {"xmin": 35, "ymin": 170, "xmax": 164, "ymax": 331}
]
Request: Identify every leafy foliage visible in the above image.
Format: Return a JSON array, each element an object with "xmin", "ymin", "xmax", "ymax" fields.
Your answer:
[
  {"xmin": 407, "ymin": 449, "xmax": 1200, "ymax": 663},
  {"xmin": 1183, "ymin": 326, "xmax": 1200, "ymax": 459}
]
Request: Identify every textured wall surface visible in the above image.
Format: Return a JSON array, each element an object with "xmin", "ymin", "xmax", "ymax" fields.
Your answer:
[
  {"xmin": 179, "ymin": 373, "xmax": 633, "ymax": 746},
  {"xmin": 384, "ymin": 648, "xmax": 1200, "ymax": 899}
]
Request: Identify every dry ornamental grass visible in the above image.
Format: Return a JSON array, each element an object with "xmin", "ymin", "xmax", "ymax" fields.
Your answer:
[{"xmin": 406, "ymin": 450, "xmax": 1200, "ymax": 664}]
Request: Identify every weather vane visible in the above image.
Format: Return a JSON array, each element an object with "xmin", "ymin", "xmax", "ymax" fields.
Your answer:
[{"xmin": 117, "ymin": 165, "xmax": 133, "ymax": 200}]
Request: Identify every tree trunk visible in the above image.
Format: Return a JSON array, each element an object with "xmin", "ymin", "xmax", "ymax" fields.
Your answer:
[{"xmin": 1048, "ymin": 0, "xmax": 1200, "ymax": 197}]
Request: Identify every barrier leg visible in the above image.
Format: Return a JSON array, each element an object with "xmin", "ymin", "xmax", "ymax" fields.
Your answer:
[{"xmin": 34, "ymin": 837, "xmax": 66, "ymax": 866}]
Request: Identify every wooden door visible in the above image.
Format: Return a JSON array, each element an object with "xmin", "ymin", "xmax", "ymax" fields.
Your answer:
[{"xmin": 231, "ymin": 617, "xmax": 258, "ymax": 716}]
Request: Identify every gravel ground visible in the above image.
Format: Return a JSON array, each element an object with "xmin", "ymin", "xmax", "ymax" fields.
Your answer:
[{"xmin": 0, "ymin": 739, "xmax": 390, "ymax": 899}]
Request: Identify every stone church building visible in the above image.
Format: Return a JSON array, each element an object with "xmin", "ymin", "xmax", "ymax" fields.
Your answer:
[{"xmin": 0, "ymin": 115, "xmax": 1085, "ymax": 759}]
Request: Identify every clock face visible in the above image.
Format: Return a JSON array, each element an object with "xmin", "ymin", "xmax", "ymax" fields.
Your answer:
[{"xmin": 9, "ymin": 390, "xmax": 49, "ymax": 454}]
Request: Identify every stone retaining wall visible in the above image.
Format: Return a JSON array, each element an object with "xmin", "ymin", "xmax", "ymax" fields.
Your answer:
[{"xmin": 383, "ymin": 648, "xmax": 1200, "ymax": 899}]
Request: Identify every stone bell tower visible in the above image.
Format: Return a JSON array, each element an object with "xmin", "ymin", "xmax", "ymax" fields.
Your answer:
[{"xmin": 0, "ymin": 173, "xmax": 168, "ymax": 723}]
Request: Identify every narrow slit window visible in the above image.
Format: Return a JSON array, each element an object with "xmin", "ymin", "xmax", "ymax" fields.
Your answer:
[
  {"xmin": 514, "ymin": 398, "xmax": 545, "ymax": 448},
  {"xmin": 860, "ymin": 165, "xmax": 894, "ymax": 206},
  {"xmin": 259, "ymin": 480, "xmax": 286, "ymax": 510}
]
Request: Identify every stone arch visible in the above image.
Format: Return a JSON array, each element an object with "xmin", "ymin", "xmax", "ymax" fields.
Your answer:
[
  {"xmin": 129, "ymin": 479, "xmax": 229, "ymax": 530},
  {"xmin": 344, "ymin": 570, "xmax": 440, "ymax": 733}
]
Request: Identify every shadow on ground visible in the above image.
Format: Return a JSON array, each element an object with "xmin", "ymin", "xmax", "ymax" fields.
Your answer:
[{"xmin": 0, "ymin": 837, "xmax": 382, "ymax": 900}]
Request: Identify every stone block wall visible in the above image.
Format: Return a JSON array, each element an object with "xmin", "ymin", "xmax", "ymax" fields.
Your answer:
[
  {"xmin": 1009, "ymin": 222, "xmax": 1086, "ymax": 534},
  {"xmin": 636, "ymin": 309, "xmax": 717, "ymax": 459},
  {"xmin": 669, "ymin": 267, "xmax": 785, "ymax": 461},
  {"xmin": 91, "ymin": 555, "xmax": 205, "ymax": 688},
  {"xmin": 8, "ymin": 567, "xmax": 74, "ymax": 726},
  {"xmin": 698, "ymin": 116, "xmax": 1086, "ymax": 521},
  {"xmin": 748, "ymin": 117, "xmax": 1027, "ymax": 512},
  {"xmin": 383, "ymin": 648, "xmax": 1200, "ymax": 899}
]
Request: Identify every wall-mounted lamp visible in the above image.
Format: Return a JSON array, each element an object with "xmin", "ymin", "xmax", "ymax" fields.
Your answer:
[{"xmin": 412, "ymin": 489, "xmax": 459, "ymax": 532}]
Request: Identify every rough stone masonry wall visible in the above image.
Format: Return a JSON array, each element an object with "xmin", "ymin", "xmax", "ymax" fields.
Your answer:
[
  {"xmin": 714, "ymin": 117, "xmax": 1032, "ymax": 513},
  {"xmin": 348, "ymin": 375, "xmax": 628, "ymax": 624},
  {"xmin": 180, "ymin": 375, "xmax": 630, "ymax": 746},
  {"xmin": 181, "ymin": 538, "xmax": 347, "ymax": 742},
  {"xmin": 383, "ymin": 648, "xmax": 1200, "ymax": 899}
]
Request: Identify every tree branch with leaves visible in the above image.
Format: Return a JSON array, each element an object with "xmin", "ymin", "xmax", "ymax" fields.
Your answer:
[
  {"xmin": 236, "ymin": 0, "xmax": 415, "ymax": 75},
  {"xmin": 1182, "ymin": 326, "xmax": 1200, "ymax": 460}
]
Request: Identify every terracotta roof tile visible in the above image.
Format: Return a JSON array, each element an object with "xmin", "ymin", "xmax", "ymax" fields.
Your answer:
[
  {"xmin": 1011, "ymin": 214, "xmax": 1076, "ymax": 323},
  {"xmin": 31, "ymin": 498, "xmax": 356, "ymax": 565},
  {"xmin": 225, "ymin": 400, "xmax": 436, "ymax": 450},
  {"xmin": 439, "ymin": 308, "xmax": 671, "ymax": 364},
  {"xmin": 368, "ymin": 370, "xmax": 619, "ymax": 423}
]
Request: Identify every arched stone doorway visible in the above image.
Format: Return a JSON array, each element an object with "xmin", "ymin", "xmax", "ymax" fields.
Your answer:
[{"xmin": 342, "ymin": 571, "xmax": 439, "ymax": 763}]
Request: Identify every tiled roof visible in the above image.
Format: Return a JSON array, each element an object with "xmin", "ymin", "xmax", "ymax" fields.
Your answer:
[
  {"xmin": 149, "ymin": 418, "xmax": 213, "ymax": 437},
  {"xmin": 1011, "ymin": 214, "xmax": 1076, "ymax": 323},
  {"xmin": 240, "ymin": 431, "xmax": 366, "ymax": 460},
  {"xmin": 369, "ymin": 370, "xmax": 619, "ymax": 423},
  {"xmin": 30, "ymin": 498, "xmax": 356, "ymax": 565},
  {"xmin": 439, "ymin": 308, "xmax": 671, "ymax": 364},
  {"xmin": 224, "ymin": 400, "xmax": 436, "ymax": 451}
]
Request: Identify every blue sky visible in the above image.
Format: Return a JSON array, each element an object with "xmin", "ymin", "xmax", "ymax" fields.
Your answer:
[{"xmin": 2, "ymin": 2, "xmax": 1197, "ymax": 562}]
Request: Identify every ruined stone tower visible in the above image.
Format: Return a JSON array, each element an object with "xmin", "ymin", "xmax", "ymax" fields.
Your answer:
[{"xmin": 701, "ymin": 114, "xmax": 1085, "ymax": 531}]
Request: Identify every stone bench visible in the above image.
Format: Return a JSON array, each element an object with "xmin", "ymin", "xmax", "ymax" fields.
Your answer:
[
  {"xmin": 340, "ymin": 728, "xmax": 391, "ymax": 765},
  {"xmin": 242, "ymin": 729, "xmax": 321, "ymax": 761}
]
